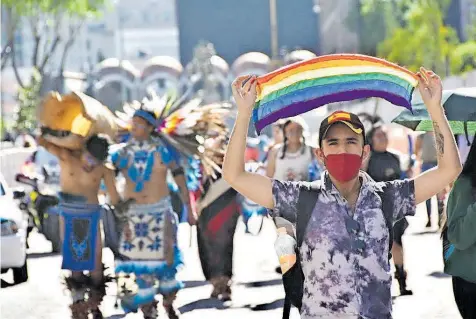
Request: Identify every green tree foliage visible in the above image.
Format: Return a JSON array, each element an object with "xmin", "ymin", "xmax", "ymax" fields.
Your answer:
[
  {"xmin": 1, "ymin": 0, "xmax": 106, "ymax": 129},
  {"xmin": 1, "ymin": 0, "xmax": 103, "ymax": 72},
  {"xmin": 2, "ymin": 0, "xmax": 102, "ymax": 16},
  {"xmin": 450, "ymin": 41, "xmax": 476, "ymax": 74},
  {"xmin": 374, "ymin": 0, "xmax": 474, "ymax": 76},
  {"xmin": 347, "ymin": 0, "xmax": 407, "ymax": 56},
  {"xmin": 15, "ymin": 69, "xmax": 42, "ymax": 130}
]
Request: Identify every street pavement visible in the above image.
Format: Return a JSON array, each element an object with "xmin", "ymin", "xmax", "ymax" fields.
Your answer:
[{"xmin": 0, "ymin": 201, "xmax": 462, "ymax": 319}]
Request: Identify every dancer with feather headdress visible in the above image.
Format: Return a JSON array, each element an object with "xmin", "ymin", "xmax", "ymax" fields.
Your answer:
[{"xmin": 109, "ymin": 90, "xmax": 232, "ymax": 318}]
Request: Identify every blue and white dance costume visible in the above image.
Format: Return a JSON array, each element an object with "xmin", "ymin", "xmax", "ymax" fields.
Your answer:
[
  {"xmin": 115, "ymin": 199, "xmax": 183, "ymax": 312},
  {"xmin": 110, "ymin": 137, "xmax": 184, "ymax": 313}
]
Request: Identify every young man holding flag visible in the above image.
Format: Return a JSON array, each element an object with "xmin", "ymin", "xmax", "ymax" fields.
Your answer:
[{"xmin": 223, "ymin": 68, "xmax": 461, "ymax": 318}]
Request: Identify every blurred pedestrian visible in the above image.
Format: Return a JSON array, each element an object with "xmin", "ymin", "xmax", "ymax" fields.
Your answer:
[
  {"xmin": 365, "ymin": 125, "xmax": 413, "ymax": 296},
  {"xmin": 443, "ymin": 136, "xmax": 476, "ymax": 319},
  {"xmin": 266, "ymin": 116, "xmax": 315, "ymax": 182},
  {"xmin": 415, "ymin": 132, "xmax": 444, "ymax": 227}
]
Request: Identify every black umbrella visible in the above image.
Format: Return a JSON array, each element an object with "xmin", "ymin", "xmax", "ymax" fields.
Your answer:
[{"xmin": 392, "ymin": 87, "xmax": 476, "ymax": 143}]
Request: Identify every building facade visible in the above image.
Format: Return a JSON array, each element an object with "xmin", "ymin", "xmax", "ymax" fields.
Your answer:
[
  {"xmin": 176, "ymin": 0, "xmax": 320, "ymax": 65},
  {"xmin": 447, "ymin": 0, "xmax": 476, "ymax": 41}
]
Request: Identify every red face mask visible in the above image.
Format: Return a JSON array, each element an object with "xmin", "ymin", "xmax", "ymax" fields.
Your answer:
[{"xmin": 324, "ymin": 153, "xmax": 362, "ymax": 182}]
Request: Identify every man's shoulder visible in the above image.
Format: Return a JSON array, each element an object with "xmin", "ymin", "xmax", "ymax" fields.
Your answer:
[
  {"xmin": 272, "ymin": 180, "xmax": 324, "ymax": 209},
  {"xmin": 361, "ymin": 173, "xmax": 394, "ymax": 196}
]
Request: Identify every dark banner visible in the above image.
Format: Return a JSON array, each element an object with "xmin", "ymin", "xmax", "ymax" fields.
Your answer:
[{"xmin": 197, "ymin": 187, "xmax": 239, "ymax": 280}]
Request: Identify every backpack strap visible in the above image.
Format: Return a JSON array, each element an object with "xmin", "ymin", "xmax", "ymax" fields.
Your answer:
[
  {"xmin": 296, "ymin": 181, "xmax": 322, "ymax": 248},
  {"xmin": 283, "ymin": 181, "xmax": 321, "ymax": 319},
  {"xmin": 375, "ymin": 186, "xmax": 394, "ymax": 260}
]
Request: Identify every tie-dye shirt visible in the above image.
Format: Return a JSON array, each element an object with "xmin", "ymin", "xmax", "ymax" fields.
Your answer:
[{"xmin": 271, "ymin": 171, "xmax": 415, "ymax": 319}]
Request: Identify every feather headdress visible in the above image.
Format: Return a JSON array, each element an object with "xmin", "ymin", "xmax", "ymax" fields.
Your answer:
[{"xmin": 116, "ymin": 89, "xmax": 233, "ymax": 180}]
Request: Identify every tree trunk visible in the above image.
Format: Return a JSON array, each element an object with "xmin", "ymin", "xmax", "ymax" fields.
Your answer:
[
  {"xmin": 1, "ymin": 39, "xmax": 13, "ymax": 61},
  {"xmin": 39, "ymin": 36, "xmax": 60, "ymax": 74},
  {"xmin": 10, "ymin": 40, "xmax": 25, "ymax": 88},
  {"xmin": 56, "ymin": 21, "xmax": 84, "ymax": 92},
  {"xmin": 1, "ymin": 8, "xmax": 18, "ymax": 70},
  {"xmin": 1, "ymin": 42, "xmax": 12, "ymax": 70}
]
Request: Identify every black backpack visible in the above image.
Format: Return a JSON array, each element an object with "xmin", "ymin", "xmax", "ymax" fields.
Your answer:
[{"xmin": 278, "ymin": 181, "xmax": 394, "ymax": 319}]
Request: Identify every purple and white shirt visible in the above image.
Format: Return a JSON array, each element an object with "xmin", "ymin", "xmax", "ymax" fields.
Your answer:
[{"xmin": 271, "ymin": 171, "xmax": 415, "ymax": 319}]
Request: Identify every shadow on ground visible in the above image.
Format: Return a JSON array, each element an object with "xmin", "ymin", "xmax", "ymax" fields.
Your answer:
[
  {"xmin": 181, "ymin": 278, "xmax": 282, "ymax": 290},
  {"xmin": 27, "ymin": 251, "xmax": 59, "ymax": 259},
  {"xmin": 427, "ymin": 271, "xmax": 451, "ymax": 279},
  {"xmin": 178, "ymin": 298, "xmax": 228, "ymax": 313},
  {"xmin": 177, "ymin": 278, "xmax": 285, "ymax": 313},
  {"xmin": 411, "ymin": 230, "xmax": 439, "ymax": 236},
  {"xmin": 246, "ymin": 298, "xmax": 284, "ymax": 311},
  {"xmin": 182, "ymin": 280, "xmax": 210, "ymax": 289},
  {"xmin": 178, "ymin": 297, "xmax": 285, "ymax": 314},
  {"xmin": 240, "ymin": 278, "xmax": 282, "ymax": 288}
]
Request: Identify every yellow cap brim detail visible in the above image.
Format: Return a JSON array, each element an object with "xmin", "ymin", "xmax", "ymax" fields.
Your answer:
[
  {"xmin": 323, "ymin": 120, "xmax": 363, "ymax": 139},
  {"xmin": 340, "ymin": 121, "xmax": 363, "ymax": 135}
]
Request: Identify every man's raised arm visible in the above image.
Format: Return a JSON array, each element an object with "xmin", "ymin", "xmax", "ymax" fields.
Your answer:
[
  {"xmin": 169, "ymin": 160, "xmax": 197, "ymax": 225},
  {"xmin": 413, "ymin": 68, "xmax": 462, "ymax": 204},
  {"xmin": 222, "ymin": 75, "xmax": 274, "ymax": 209},
  {"xmin": 37, "ymin": 136, "xmax": 70, "ymax": 161}
]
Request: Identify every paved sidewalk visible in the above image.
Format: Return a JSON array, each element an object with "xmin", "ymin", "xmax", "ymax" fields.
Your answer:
[{"xmin": 0, "ymin": 202, "xmax": 462, "ymax": 318}]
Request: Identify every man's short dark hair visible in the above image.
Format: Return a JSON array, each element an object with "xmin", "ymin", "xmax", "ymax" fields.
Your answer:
[{"xmin": 85, "ymin": 135, "xmax": 109, "ymax": 162}]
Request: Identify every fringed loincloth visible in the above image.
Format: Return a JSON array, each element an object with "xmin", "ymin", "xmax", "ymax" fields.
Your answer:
[{"xmin": 115, "ymin": 196, "xmax": 184, "ymax": 313}]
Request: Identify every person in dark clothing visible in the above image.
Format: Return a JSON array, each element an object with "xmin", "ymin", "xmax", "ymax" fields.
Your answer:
[
  {"xmin": 195, "ymin": 136, "xmax": 239, "ymax": 301},
  {"xmin": 444, "ymin": 136, "xmax": 476, "ymax": 318},
  {"xmin": 365, "ymin": 126, "xmax": 413, "ymax": 296}
]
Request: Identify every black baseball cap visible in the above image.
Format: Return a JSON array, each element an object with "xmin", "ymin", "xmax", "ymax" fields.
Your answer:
[{"xmin": 319, "ymin": 110, "xmax": 366, "ymax": 146}]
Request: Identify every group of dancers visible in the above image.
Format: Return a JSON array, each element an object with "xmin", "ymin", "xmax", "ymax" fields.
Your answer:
[{"xmin": 36, "ymin": 90, "xmax": 258, "ymax": 319}]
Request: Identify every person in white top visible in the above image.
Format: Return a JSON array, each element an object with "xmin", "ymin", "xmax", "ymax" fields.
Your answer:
[{"xmin": 266, "ymin": 116, "xmax": 315, "ymax": 181}]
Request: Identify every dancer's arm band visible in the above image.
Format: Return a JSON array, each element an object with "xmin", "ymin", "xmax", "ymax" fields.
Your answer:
[{"xmin": 172, "ymin": 167, "xmax": 184, "ymax": 177}]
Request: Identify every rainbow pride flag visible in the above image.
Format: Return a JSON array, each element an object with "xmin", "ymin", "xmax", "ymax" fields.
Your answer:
[{"xmin": 253, "ymin": 54, "xmax": 418, "ymax": 134}]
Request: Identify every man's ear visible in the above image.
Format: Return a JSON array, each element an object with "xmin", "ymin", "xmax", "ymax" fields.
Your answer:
[
  {"xmin": 362, "ymin": 144, "xmax": 371, "ymax": 162},
  {"xmin": 315, "ymin": 147, "xmax": 325, "ymax": 166}
]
